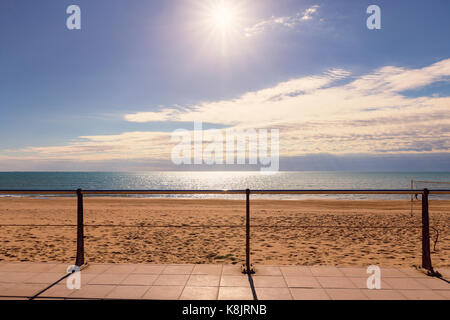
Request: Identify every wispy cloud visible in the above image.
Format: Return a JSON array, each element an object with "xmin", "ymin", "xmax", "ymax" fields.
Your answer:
[
  {"xmin": 124, "ymin": 109, "xmax": 180, "ymax": 123},
  {"xmin": 7, "ymin": 131, "xmax": 171, "ymax": 161},
  {"xmin": 244, "ymin": 5, "xmax": 320, "ymax": 37},
  {"xmin": 2, "ymin": 59, "xmax": 450, "ymax": 163}
]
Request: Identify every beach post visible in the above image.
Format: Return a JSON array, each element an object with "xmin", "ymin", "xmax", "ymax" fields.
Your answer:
[
  {"xmin": 421, "ymin": 188, "xmax": 433, "ymax": 273},
  {"xmin": 243, "ymin": 188, "xmax": 253, "ymax": 274},
  {"xmin": 75, "ymin": 188, "xmax": 85, "ymax": 266}
]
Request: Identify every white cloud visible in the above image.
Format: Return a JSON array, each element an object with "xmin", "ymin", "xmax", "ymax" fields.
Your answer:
[
  {"xmin": 124, "ymin": 108, "xmax": 180, "ymax": 123},
  {"xmin": 8, "ymin": 132, "xmax": 171, "ymax": 161},
  {"xmin": 3, "ymin": 59, "xmax": 450, "ymax": 163},
  {"xmin": 244, "ymin": 5, "xmax": 320, "ymax": 37}
]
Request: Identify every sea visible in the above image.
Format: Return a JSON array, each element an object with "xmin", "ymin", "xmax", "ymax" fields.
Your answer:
[{"xmin": 0, "ymin": 171, "xmax": 450, "ymax": 200}]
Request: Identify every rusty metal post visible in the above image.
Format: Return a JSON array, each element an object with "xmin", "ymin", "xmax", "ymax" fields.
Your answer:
[
  {"xmin": 421, "ymin": 188, "xmax": 433, "ymax": 272},
  {"xmin": 75, "ymin": 189, "xmax": 85, "ymax": 266}
]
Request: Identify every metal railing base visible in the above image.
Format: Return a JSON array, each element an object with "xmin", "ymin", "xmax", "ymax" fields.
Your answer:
[
  {"xmin": 414, "ymin": 265, "xmax": 442, "ymax": 278},
  {"xmin": 77, "ymin": 263, "xmax": 89, "ymax": 271},
  {"xmin": 241, "ymin": 263, "xmax": 255, "ymax": 275}
]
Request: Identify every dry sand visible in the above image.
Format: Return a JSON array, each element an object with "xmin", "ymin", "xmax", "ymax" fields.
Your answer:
[{"xmin": 0, "ymin": 197, "xmax": 448, "ymax": 267}]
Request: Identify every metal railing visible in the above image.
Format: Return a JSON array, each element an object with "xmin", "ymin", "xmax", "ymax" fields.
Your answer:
[{"xmin": 1, "ymin": 188, "xmax": 449, "ymax": 276}]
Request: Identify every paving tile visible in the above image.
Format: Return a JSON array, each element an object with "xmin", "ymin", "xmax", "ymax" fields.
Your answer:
[
  {"xmin": 218, "ymin": 287, "xmax": 254, "ymax": 300},
  {"xmin": 414, "ymin": 278, "xmax": 450, "ymax": 290},
  {"xmin": 83, "ymin": 264, "xmax": 112, "ymax": 274},
  {"xmin": 180, "ymin": 286, "xmax": 219, "ymax": 300},
  {"xmin": 435, "ymin": 290, "xmax": 450, "ymax": 299},
  {"xmin": 290, "ymin": 288, "xmax": 330, "ymax": 300},
  {"xmin": 348, "ymin": 277, "xmax": 391, "ymax": 290},
  {"xmin": 284, "ymin": 276, "xmax": 321, "ymax": 288},
  {"xmin": 89, "ymin": 273, "xmax": 129, "ymax": 285},
  {"xmin": 437, "ymin": 268, "xmax": 450, "ymax": 279},
  {"xmin": 192, "ymin": 265, "xmax": 223, "ymax": 275},
  {"xmin": 1, "ymin": 263, "xmax": 443, "ymax": 301},
  {"xmin": 222, "ymin": 265, "xmax": 243, "ymax": 276},
  {"xmin": 0, "ymin": 297, "xmax": 29, "ymax": 300},
  {"xmin": 0, "ymin": 263, "xmax": 35, "ymax": 272},
  {"xmin": 121, "ymin": 274, "xmax": 158, "ymax": 286},
  {"xmin": 220, "ymin": 275, "xmax": 250, "ymax": 287},
  {"xmin": 310, "ymin": 266, "xmax": 344, "ymax": 277},
  {"xmin": 317, "ymin": 277, "xmax": 356, "ymax": 289},
  {"xmin": 397, "ymin": 268, "xmax": 429, "ymax": 278},
  {"xmin": 56, "ymin": 272, "xmax": 97, "ymax": 287},
  {"xmin": 106, "ymin": 264, "xmax": 138, "ymax": 274},
  {"xmin": 379, "ymin": 268, "xmax": 409, "ymax": 278},
  {"xmin": 339, "ymin": 267, "xmax": 369, "ymax": 277},
  {"xmin": 399, "ymin": 289, "xmax": 447, "ymax": 300},
  {"xmin": 256, "ymin": 288, "xmax": 292, "ymax": 300},
  {"xmin": 154, "ymin": 274, "xmax": 189, "ymax": 286},
  {"xmin": 383, "ymin": 278, "xmax": 429, "ymax": 290},
  {"xmin": 162, "ymin": 265, "xmax": 194, "ymax": 275},
  {"xmin": 362, "ymin": 289, "xmax": 407, "ymax": 300},
  {"xmin": 47, "ymin": 264, "xmax": 73, "ymax": 273},
  {"xmin": 69, "ymin": 285, "xmax": 116, "ymax": 299},
  {"xmin": 253, "ymin": 276, "xmax": 287, "ymax": 288},
  {"xmin": 0, "ymin": 272, "xmax": 39, "ymax": 283},
  {"xmin": 143, "ymin": 286, "xmax": 184, "ymax": 300},
  {"xmin": 253, "ymin": 266, "xmax": 282, "ymax": 276},
  {"xmin": 187, "ymin": 275, "xmax": 220, "ymax": 287},
  {"xmin": 39, "ymin": 284, "xmax": 76, "ymax": 298},
  {"xmin": 132, "ymin": 265, "xmax": 165, "ymax": 275},
  {"xmin": 27, "ymin": 263, "xmax": 63, "ymax": 273},
  {"xmin": 3, "ymin": 283, "xmax": 47, "ymax": 298},
  {"xmin": 25, "ymin": 273, "xmax": 66, "ymax": 284},
  {"xmin": 105, "ymin": 285, "xmax": 150, "ymax": 299},
  {"xmin": 325, "ymin": 289, "xmax": 368, "ymax": 300},
  {"xmin": 280, "ymin": 266, "xmax": 312, "ymax": 277},
  {"xmin": 78, "ymin": 273, "xmax": 99, "ymax": 286},
  {"xmin": 0, "ymin": 283, "xmax": 18, "ymax": 296}
]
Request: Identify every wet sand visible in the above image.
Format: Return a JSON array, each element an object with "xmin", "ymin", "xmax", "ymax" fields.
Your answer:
[{"xmin": 0, "ymin": 197, "xmax": 448, "ymax": 267}]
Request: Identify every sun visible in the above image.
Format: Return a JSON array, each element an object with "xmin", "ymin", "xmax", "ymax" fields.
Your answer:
[
  {"xmin": 190, "ymin": 0, "xmax": 249, "ymax": 54},
  {"xmin": 205, "ymin": 0, "xmax": 241, "ymax": 35},
  {"xmin": 210, "ymin": 2, "xmax": 236, "ymax": 31}
]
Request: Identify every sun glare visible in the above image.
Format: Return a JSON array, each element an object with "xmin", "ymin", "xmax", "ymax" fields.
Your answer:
[
  {"xmin": 211, "ymin": 3, "xmax": 236, "ymax": 30},
  {"xmin": 191, "ymin": 0, "xmax": 249, "ymax": 54},
  {"xmin": 204, "ymin": 0, "xmax": 242, "ymax": 36}
]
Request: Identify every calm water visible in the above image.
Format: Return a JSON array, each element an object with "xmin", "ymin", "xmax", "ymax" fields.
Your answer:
[{"xmin": 1, "ymin": 171, "xmax": 450, "ymax": 200}]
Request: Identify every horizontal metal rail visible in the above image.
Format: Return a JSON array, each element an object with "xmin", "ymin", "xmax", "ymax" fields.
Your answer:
[
  {"xmin": 413, "ymin": 180, "xmax": 450, "ymax": 185},
  {"xmin": 1, "ymin": 189, "xmax": 450, "ymax": 195},
  {"xmin": 0, "ymin": 224, "xmax": 428, "ymax": 229}
]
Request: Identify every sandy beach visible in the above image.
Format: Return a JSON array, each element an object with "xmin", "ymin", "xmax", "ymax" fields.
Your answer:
[{"xmin": 0, "ymin": 197, "xmax": 448, "ymax": 267}]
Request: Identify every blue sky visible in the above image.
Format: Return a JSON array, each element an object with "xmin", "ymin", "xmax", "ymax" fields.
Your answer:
[{"xmin": 0, "ymin": 0, "xmax": 449, "ymax": 171}]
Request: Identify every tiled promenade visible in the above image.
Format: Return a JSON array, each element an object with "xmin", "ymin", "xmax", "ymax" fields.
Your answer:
[{"xmin": 0, "ymin": 262, "xmax": 448, "ymax": 300}]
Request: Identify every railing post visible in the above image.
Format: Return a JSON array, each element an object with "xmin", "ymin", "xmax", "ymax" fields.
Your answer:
[
  {"xmin": 75, "ymin": 188, "xmax": 85, "ymax": 266},
  {"xmin": 243, "ymin": 189, "xmax": 254, "ymax": 274},
  {"xmin": 421, "ymin": 188, "xmax": 433, "ymax": 273}
]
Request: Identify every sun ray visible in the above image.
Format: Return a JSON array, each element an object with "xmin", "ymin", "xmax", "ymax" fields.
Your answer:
[
  {"xmin": 196, "ymin": 0, "xmax": 247, "ymax": 47},
  {"xmin": 208, "ymin": 1, "xmax": 237, "ymax": 31},
  {"xmin": 184, "ymin": 0, "xmax": 253, "ymax": 59}
]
